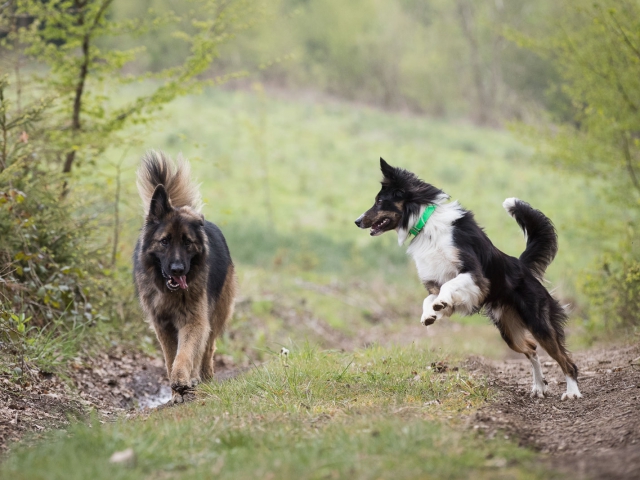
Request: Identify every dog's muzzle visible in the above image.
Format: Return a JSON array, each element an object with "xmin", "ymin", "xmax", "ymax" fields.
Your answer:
[{"xmin": 354, "ymin": 214, "xmax": 364, "ymax": 228}]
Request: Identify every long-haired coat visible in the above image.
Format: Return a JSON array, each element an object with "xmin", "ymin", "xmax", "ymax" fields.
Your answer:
[
  {"xmin": 134, "ymin": 151, "xmax": 236, "ymax": 403},
  {"xmin": 355, "ymin": 158, "xmax": 581, "ymax": 400}
]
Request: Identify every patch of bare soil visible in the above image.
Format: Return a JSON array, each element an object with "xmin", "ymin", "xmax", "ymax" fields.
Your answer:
[
  {"xmin": 0, "ymin": 347, "xmax": 241, "ymax": 451},
  {"xmin": 468, "ymin": 343, "xmax": 640, "ymax": 480}
]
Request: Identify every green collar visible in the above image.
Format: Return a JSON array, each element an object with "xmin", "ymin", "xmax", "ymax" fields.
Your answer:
[{"xmin": 409, "ymin": 205, "xmax": 437, "ymax": 236}]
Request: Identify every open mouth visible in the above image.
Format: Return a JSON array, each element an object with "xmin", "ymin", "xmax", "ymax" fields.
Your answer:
[
  {"xmin": 162, "ymin": 271, "xmax": 188, "ymax": 292},
  {"xmin": 370, "ymin": 218, "xmax": 391, "ymax": 236}
]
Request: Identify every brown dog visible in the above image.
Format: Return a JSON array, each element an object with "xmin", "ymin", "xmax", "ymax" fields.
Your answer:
[{"xmin": 134, "ymin": 151, "xmax": 236, "ymax": 403}]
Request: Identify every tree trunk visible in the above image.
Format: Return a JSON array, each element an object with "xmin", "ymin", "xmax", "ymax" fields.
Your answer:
[{"xmin": 456, "ymin": 0, "xmax": 492, "ymax": 125}]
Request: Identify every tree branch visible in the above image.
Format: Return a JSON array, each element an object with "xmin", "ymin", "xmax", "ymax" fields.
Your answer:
[
  {"xmin": 62, "ymin": 0, "xmax": 113, "ymax": 177},
  {"xmin": 622, "ymin": 133, "xmax": 640, "ymax": 197}
]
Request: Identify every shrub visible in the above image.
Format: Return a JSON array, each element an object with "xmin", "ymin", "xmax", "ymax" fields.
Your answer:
[
  {"xmin": 0, "ymin": 79, "xmax": 113, "ymax": 373},
  {"xmin": 581, "ymin": 251, "xmax": 640, "ymax": 331}
]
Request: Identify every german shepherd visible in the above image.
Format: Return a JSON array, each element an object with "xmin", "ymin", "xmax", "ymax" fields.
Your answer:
[
  {"xmin": 134, "ymin": 151, "xmax": 236, "ymax": 403},
  {"xmin": 355, "ymin": 158, "xmax": 581, "ymax": 400}
]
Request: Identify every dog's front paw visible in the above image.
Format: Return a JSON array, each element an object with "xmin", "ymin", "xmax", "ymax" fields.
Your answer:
[
  {"xmin": 432, "ymin": 299, "xmax": 453, "ymax": 316},
  {"xmin": 171, "ymin": 380, "xmax": 192, "ymax": 395},
  {"xmin": 171, "ymin": 391, "xmax": 185, "ymax": 404},
  {"xmin": 190, "ymin": 377, "xmax": 200, "ymax": 388},
  {"xmin": 432, "ymin": 300, "xmax": 448, "ymax": 311},
  {"xmin": 421, "ymin": 295, "xmax": 439, "ymax": 326},
  {"xmin": 421, "ymin": 313, "xmax": 437, "ymax": 326},
  {"xmin": 170, "ymin": 368, "xmax": 193, "ymax": 395}
]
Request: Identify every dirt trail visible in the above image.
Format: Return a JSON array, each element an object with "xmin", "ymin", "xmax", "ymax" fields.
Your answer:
[
  {"xmin": 468, "ymin": 343, "xmax": 640, "ymax": 480},
  {"xmin": 0, "ymin": 348, "xmax": 243, "ymax": 451}
]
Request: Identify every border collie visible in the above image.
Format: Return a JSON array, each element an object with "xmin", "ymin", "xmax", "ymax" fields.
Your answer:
[{"xmin": 355, "ymin": 158, "xmax": 581, "ymax": 400}]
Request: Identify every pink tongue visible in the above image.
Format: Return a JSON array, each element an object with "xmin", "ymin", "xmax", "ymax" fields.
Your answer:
[{"xmin": 173, "ymin": 276, "xmax": 188, "ymax": 289}]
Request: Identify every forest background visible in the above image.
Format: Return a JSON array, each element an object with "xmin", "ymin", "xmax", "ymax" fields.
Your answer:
[{"xmin": 0, "ymin": 0, "xmax": 638, "ymax": 402}]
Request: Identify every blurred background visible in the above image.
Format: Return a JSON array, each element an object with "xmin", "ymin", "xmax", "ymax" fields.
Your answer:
[{"xmin": 1, "ymin": 0, "xmax": 639, "ymax": 373}]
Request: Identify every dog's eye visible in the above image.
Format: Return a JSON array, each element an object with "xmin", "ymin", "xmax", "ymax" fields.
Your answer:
[{"xmin": 160, "ymin": 238, "xmax": 169, "ymax": 246}]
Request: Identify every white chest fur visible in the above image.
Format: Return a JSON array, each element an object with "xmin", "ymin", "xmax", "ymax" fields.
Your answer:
[{"xmin": 400, "ymin": 202, "xmax": 463, "ymax": 287}]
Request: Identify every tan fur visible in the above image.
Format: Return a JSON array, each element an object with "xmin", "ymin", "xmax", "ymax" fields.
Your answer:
[
  {"xmin": 134, "ymin": 151, "xmax": 236, "ymax": 403},
  {"xmin": 136, "ymin": 150, "xmax": 203, "ymax": 213},
  {"xmin": 201, "ymin": 264, "xmax": 237, "ymax": 380},
  {"xmin": 492, "ymin": 305, "xmax": 537, "ymax": 355},
  {"xmin": 532, "ymin": 328, "xmax": 576, "ymax": 378},
  {"xmin": 137, "ymin": 249, "xmax": 236, "ymax": 403}
]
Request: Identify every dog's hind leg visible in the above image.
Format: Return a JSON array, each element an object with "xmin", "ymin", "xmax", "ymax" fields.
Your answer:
[
  {"xmin": 201, "ymin": 265, "xmax": 237, "ymax": 381},
  {"xmin": 526, "ymin": 351, "xmax": 547, "ymax": 399},
  {"xmin": 491, "ymin": 306, "xmax": 547, "ymax": 398},
  {"xmin": 531, "ymin": 329, "xmax": 580, "ymax": 400},
  {"xmin": 519, "ymin": 301, "xmax": 581, "ymax": 400},
  {"xmin": 201, "ymin": 334, "xmax": 217, "ymax": 381}
]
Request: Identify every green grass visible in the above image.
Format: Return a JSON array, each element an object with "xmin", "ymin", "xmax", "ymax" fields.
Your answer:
[
  {"xmin": 89, "ymin": 86, "xmax": 618, "ymax": 360},
  {"xmin": 1, "ymin": 344, "xmax": 556, "ymax": 479},
  {"xmin": 107, "ymin": 87, "xmax": 620, "ymax": 283},
  {"xmin": 4, "ymin": 90, "xmax": 599, "ymax": 478}
]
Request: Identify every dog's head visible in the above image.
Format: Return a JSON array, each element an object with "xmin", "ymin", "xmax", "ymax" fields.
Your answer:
[
  {"xmin": 355, "ymin": 158, "xmax": 446, "ymax": 236},
  {"xmin": 142, "ymin": 185, "xmax": 206, "ymax": 292}
]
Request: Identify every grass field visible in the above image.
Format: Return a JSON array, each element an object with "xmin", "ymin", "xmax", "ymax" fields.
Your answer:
[
  {"xmin": 3, "ymin": 87, "xmax": 616, "ymax": 479},
  {"xmin": 91, "ymin": 86, "xmax": 619, "ymax": 361},
  {"xmin": 1, "ymin": 344, "xmax": 556, "ymax": 480}
]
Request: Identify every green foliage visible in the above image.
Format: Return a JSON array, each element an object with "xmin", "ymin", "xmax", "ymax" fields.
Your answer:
[
  {"xmin": 1, "ymin": 0, "xmax": 263, "ymax": 175},
  {"xmin": 514, "ymin": 0, "xmax": 640, "ymax": 329},
  {"xmin": 581, "ymin": 251, "xmax": 640, "ymax": 331},
  {"xmin": 110, "ymin": 0, "xmax": 563, "ymax": 122},
  {"xmin": 0, "ymin": 0, "xmax": 267, "ymax": 373},
  {"xmin": 515, "ymin": 0, "xmax": 640, "ymax": 209},
  {"xmin": 0, "ymin": 78, "xmax": 113, "ymax": 373}
]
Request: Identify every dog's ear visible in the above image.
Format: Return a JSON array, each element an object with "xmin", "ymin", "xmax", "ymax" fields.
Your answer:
[
  {"xmin": 148, "ymin": 184, "xmax": 172, "ymax": 222},
  {"xmin": 380, "ymin": 157, "xmax": 396, "ymax": 181}
]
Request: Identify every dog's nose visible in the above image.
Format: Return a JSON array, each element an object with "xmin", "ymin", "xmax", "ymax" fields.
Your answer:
[
  {"xmin": 170, "ymin": 262, "xmax": 185, "ymax": 275},
  {"xmin": 355, "ymin": 215, "xmax": 363, "ymax": 227}
]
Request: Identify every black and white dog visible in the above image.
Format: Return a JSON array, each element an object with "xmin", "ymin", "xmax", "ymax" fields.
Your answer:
[{"xmin": 355, "ymin": 158, "xmax": 581, "ymax": 400}]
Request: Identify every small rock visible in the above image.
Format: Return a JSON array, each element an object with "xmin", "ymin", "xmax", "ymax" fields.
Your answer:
[{"xmin": 109, "ymin": 448, "xmax": 135, "ymax": 466}]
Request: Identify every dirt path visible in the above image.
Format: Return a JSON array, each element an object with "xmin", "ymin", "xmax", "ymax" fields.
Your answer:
[
  {"xmin": 468, "ymin": 343, "xmax": 640, "ymax": 480},
  {"xmin": 0, "ymin": 348, "xmax": 244, "ymax": 451}
]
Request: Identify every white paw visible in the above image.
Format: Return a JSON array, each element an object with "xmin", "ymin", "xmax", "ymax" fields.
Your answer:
[
  {"xmin": 561, "ymin": 391, "xmax": 582, "ymax": 401},
  {"xmin": 562, "ymin": 376, "xmax": 582, "ymax": 401},
  {"xmin": 431, "ymin": 293, "xmax": 454, "ymax": 317},
  {"xmin": 421, "ymin": 295, "xmax": 438, "ymax": 326},
  {"xmin": 530, "ymin": 385, "xmax": 547, "ymax": 399}
]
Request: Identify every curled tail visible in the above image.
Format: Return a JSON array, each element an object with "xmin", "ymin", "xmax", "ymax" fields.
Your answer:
[
  {"xmin": 503, "ymin": 197, "xmax": 558, "ymax": 280},
  {"xmin": 136, "ymin": 150, "xmax": 202, "ymax": 213}
]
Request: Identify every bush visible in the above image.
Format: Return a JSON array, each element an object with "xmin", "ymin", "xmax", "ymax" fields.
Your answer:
[
  {"xmin": 581, "ymin": 250, "xmax": 640, "ymax": 331},
  {"xmin": 0, "ymin": 171, "xmax": 119, "ymax": 373},
  {"xmin": 0, "ymin": 79, "xmax": 115, "ymax": 373}
]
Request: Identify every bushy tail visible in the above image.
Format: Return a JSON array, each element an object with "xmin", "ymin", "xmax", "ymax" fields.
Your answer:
[
  {"xmin": 503, "ymin": 198, "xmax": 558, "ymax": 280},
  {"xmin": 136, "ymin": 150, "xmax": 202, "ymax": 213}
]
